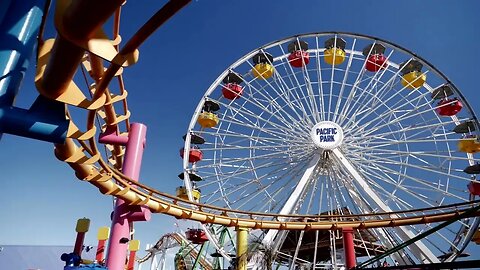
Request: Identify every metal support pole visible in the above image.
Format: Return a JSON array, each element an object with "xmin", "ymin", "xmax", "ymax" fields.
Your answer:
[
  {"xmin": 342, "ymin": 228, "xmax": 356, "ymax": 270},
  {"xmin": 73, "ymin": 218, "xmax": 90, "ymax": 257},
  {"xmin": 236, "ymin": 227, "xmax": 248, "ymax": 270},
  {"xmin": 127, "ymin": 240, "xmax": 140, "ymax": 270},
  {"xmin": 96, "ymin": 226, "xmax": 110, "ymax": 263},
  {"xmin": 0, "ymin": 0, "xmax": 44, "ymax": 106},
  {"xmin": 0, "ymin": 0, "xmax": 69, "ymax": 143},
  {"xmin": 104, "ymin": 123, "xmax": 151, "ymax": 270}
]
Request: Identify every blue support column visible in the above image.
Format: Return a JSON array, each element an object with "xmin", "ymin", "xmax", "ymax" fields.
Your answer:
[{"xmin": 0, "ymin": 0, "xmax": 69, "ymax": 143}]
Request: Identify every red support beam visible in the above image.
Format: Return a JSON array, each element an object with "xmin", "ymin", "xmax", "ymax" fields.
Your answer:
[{"xmin": 343, "ymin": 227, "xmax": 356, "ymax": 270}]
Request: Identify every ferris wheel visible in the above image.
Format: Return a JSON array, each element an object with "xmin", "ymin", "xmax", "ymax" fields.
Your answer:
[{"xmin": 179, "ymin": 32, "xmax": 480, "ymax": 267}]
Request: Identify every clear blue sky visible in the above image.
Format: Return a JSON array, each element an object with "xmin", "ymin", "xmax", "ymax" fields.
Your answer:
[{"xmin": 1, "ymin": 0, "xmax": 480, "ymax": 263}]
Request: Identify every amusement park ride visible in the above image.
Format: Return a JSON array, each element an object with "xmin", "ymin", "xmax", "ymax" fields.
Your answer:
[{"xmin": 2, "ymin": 0, "xmax": 480, "ymax": 270}]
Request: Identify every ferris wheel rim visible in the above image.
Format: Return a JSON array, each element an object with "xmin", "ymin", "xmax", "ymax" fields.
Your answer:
[
  {"xmin": 183, "ymin": 31, "xmax": 479, "ymax": 208},
  {"xmin": 185, "ymin": 31, "xmax": 479, "ymax": 131}
]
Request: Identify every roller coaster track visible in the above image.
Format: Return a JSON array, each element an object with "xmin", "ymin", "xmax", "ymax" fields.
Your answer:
[{"xmin": 37, "ymin": 0, "xmax": 480, "ymax": 233}]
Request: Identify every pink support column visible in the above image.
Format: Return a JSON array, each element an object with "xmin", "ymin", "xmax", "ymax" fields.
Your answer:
[
  {"xmin": 104, "ymin": 123, "xmax": 151, "ymax": 270},
  {"xmin": 342, "ymin": 227, "xmax": 356, "ymax": 270}
]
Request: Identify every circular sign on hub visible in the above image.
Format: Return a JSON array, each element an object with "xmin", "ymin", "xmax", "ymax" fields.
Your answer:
[{"xmin": 310, "ymin": 121, "xmax": 344, "ymax": 149}]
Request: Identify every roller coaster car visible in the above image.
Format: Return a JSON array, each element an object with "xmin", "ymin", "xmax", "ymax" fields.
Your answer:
[
  {"xmin": 436, "ymin": 98, "xmax": 463, "ymax": 116},
  {"xmin": 186, "ymin": 228, "xmax": 209, "ymax": 244},
  {"xmin": 287, "ymin": 40, "xmax": 310, "ymax": 68},
  {"xmin": 179, "ymin": 147, "xmax": 203, "ymax": 163},
  {"xmin": 458, "ymin": 136, "xmax": 480, "ymax": 153}
]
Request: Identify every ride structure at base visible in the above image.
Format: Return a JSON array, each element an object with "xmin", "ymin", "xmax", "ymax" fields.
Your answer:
[
  {"xmin": 2, "ymin": 1, "xmax": 480, "ymax": 270},
  {"xmin": 60, "ymin": 218, "xmax": 107, "ymax": 270}
]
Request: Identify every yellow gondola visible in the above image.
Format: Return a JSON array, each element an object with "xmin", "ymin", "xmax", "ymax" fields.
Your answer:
[
  {"xmin": 176, "ymin": 186, "xmax": 201, "ymax": 201},
  {"xmin": 251, "ymin": 52, "xmax": 274, "ymax": 80},
  {"xmin": 401, "ymin": 71, "xmax": 426, "ymax": 89},
  {"xmin": 324, "ymin": 47, "xmax": 346, "ymax": 65},
  {"xmin": 252, "ymin": 63, "xmax": 274, "ymax": 79},
  {"xmin": 324, "ymin": 37, "xmax": 346, "ymax": 66},
  {"xmin": 458, "ymin": 137, "xmax": 480, "ymax": 153},
  {"xmin": 197, "ymin": 111, "xmax": 219, "ymax": 128},
  {"xmin": 400, "ymin": 60, "xmax": 426, "ymax": 89}
]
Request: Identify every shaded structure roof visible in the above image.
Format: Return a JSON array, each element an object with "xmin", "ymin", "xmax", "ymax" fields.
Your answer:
[
  {"xmin": 279, "ymin": 208, "xmax": 387, "ymax": 262},
  {"xmin": 280, "ymin": 229, "xmax": 386, "ymax": 262}
]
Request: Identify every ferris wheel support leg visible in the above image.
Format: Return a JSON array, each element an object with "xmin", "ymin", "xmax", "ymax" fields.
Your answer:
[
  {"xmin": 332, "ymin": 148, "xmax": 440, "ymax": 264},
  {"xmin": 236, "ymin": 227, "xmax": 249, "ymax": 270},
  {"xmin": 104, "ymin": 123, "xmax": 152, "ymax": 270},
  {"xmin": 262, "ymin": 154, "xmax": 321, "ymax": 246},
  {"xmin": 342, "ymin": 228, "xmax": 356, "ymax": 270}
]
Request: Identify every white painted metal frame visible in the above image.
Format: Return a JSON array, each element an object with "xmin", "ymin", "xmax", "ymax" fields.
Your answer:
[{"xmin": 181, "ymin": 32, "xmax": 480, "ymax": 267}]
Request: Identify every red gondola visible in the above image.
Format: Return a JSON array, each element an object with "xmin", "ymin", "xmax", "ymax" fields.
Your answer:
[
  {"xmin": 222, "ymin": 72, "xmax": 244, "ymax": 100},
  {"xmin": 287, "ymin": 40, "xmax": 309, "ymax": 68},
  {"xmin": 468, "ymin": 181, "xmax": 480, "ymax": 196},
  {"xmin": 363, "ymin": 44, "xmax": 387, "ymax": 72},
  {"xmin": 185, "ymin": 228, "xmax": 209, "ymax": 244},
  {"xmin": 365, "ymin": 54, "xmax": 387, "ymax": 72},
  {"xmin": 179, "ymin": 147, "xmax": 203, "ymax": 163},
  {"xmin": 222, "ymin": 83, "xmax": 243, "ymax": 100},
  {"xmin": 436, "ymin": 98, "xmax": 463, "ymax": 116},
  {"xmin": 288, "ymin": 50, "xmax": 310, "ymax": 68}
]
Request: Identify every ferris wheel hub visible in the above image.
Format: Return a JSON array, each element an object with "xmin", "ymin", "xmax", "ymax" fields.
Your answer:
[{"xmin": 310, "ymin": 121, "xmax": 344, "ymax": 150}]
